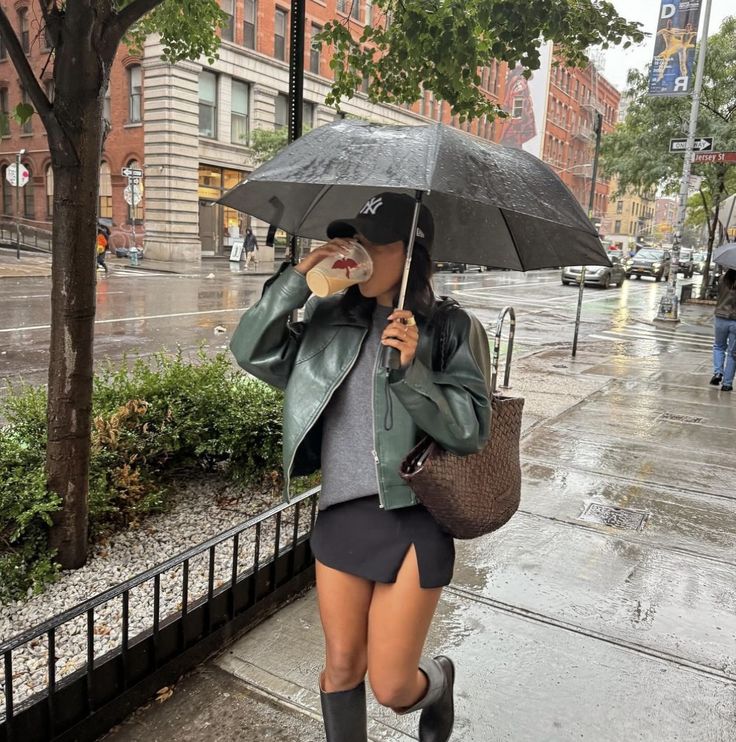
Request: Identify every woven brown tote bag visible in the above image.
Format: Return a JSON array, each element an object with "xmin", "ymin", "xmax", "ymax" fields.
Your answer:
[
  {"xmin": 399, "ymin": 301, "xmax": 524, "ymax": 539},
  {"xmin": 399, "ymin": 393, "xmax": 524, "ymax": 539}
]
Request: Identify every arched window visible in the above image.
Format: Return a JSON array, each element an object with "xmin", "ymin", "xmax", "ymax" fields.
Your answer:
[
  {"xmin": 99, "ymin": 162, "xmax": 112, "ymax": 218},
  {"xmin": 45, "ymin": 165, "xmax": 54, "ymax": 217},
  {"xmin": 126, "ymin": 159, "xmax": 143, "ymax": 223},
  {"xmin": 23, "ymin": 164, "xmax": 34, "ymax": 218},
  {"xmin": 128, "ymin": 65, "xmax": 142, "ymax": 122}
]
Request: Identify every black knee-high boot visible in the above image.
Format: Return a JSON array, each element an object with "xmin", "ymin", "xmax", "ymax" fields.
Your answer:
[
  {"xmin": 397, "ymin": 656, "xmax": 455, "ymax": 742},
  {"xmin": 319, "ymin": 680, "xmax": 368, "ymax": 742}
]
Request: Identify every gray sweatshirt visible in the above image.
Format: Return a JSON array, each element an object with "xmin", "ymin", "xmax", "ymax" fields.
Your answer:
[{"xmin": 318, "ymin": 304, "xmax": 393, "ymax": 509}]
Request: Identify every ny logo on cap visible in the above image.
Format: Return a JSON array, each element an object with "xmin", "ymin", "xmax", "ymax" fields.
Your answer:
[{"xmin": 360, "ymin": 197, "xmax": 383, "ymax": 216}]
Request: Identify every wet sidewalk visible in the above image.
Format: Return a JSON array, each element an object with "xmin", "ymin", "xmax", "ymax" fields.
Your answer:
[
  {"xmin": 106, "ymin": 306, "xmax": 736, "ymax": 741},
  {"xmin": 0, "ymin": 249, "xmax": 52, "ymax": 279}
]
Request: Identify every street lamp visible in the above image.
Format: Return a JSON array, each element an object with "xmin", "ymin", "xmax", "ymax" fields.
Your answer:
[{"xmin": 16, "ymin": 148, "xmax": 25, "ymax": 260}]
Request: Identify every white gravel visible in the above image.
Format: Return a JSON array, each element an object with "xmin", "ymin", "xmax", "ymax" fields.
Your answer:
[{"xmin": 0, "ymin": 476, "xmax": 316, "ymax": 715}]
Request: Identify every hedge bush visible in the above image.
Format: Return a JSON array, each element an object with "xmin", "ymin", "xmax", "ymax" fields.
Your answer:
[{"xmin": 0, "ymin": 351, "xmax": 286, "ymax": 603}]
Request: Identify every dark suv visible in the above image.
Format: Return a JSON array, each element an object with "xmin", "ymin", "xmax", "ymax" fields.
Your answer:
[
  {"xmin": 675, "ymin": 248, "xmax": 695, "ymax": 278},
  {"xmin": 624, "ymin": 249, "xmax": 672, "ymax": 281}
]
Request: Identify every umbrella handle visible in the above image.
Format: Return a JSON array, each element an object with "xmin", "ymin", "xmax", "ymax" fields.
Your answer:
[{"xmin": 380, "ymin": 345, "xmax": 402, "ymax": 370}]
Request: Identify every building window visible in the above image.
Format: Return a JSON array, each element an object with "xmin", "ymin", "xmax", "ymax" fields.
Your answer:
[
  {"xmin": 231, "ymin": 79, "xmax": 250, "ymax": 144},
  {"xmin": 19, "ymin": 9, "xmax": 30, "ymax": 54},
  {"xmin": 310, "ymin": 23, "xmax": 321, "ymax": 75},
  {"xmin": 1, "ymin": 167, "xmax": 10, "ymax": 214},
  {"xmin": 274, "ymin": 8, "xmax": 287, "ymax": 61},
  {"xmin": 337, "ymin": 0, "xmax": 347, "ymax": 12},
  {"xmin": 198, "ymin": 70, "xmax": 217, "ymax": 138},
  {"xmin": 126, "ymin": 159, "xmax": 143, "ymax": 223},
  {"xmin": 21, "ymin": 89, "xmax": 32, "ymax": 133},
  {"xmin": 244, "ymin": 0, "xmax": 256, "ymax": 49},
  {"xmin": 0, "ymin": 88, "xmax": 9, "ymax": 137},
  {"xmin": 512, "ymin": 97, "xmax": 524, "ymax": 119},
  {"xmin": 275, "ymin": 93, "xmax": 288, "ymax": 129},
  {"xmin": 614, "ymin": 220, "xmax": 621, "ymax": 233},
  {"xmin": 99, "ymin": 162, "xmax": 112, "ymax": 218},
  {"xmin": 128, "ymin": 65, "xmax": 142, "ymax": 122},
  {"xmin": 351, "ymin": 0, "xmax": 361, "ymax": 21},
  {"xmin": 221, "ymin": 0, "xmax": 234, "ymax": 41},
  {"xmin": 44, "ymin": 80, "xmax": 55, "ymax": 103},
  {"xmin": 103, "ymin": 85, "xmax": 111, "ymax": 123},
  {"xmin": 365, "ymin": 0, "xmax": 372, "ymax": 24},
  {"xmin": 302, "ymin": 100, "xmax": 315, "ymax": 129},
  {"xmin": 0, "ymin": 34, "xmax": 6, "ymax": 60},
  {"xmin": 45, "ymin": 164, "xmax": 53, "ymax": 217},
  {"xmin": 23, "ymin": 164, "xmax": 34, "ymax": 218}
]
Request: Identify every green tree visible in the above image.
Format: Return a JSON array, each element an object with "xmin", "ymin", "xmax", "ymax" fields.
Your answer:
[
  {"xmin": 601, "ymin": 16, "xmax": 736, "ymax": 295},
  {"xmin": 0, "ymin": 0, "xmax": 226, "ymax": 569},
  {"xmin": 319, "ymin": 0, "xmax": 643, "ymax": 121},
  {"xmin": 0, "ymin": 0, "xmax": 642, "ymax": 571}
]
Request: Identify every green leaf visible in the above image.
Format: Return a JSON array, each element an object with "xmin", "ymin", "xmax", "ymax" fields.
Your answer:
[{"xmin": 12, "ymin": 102, "xmax": 34, "ymax": 125}]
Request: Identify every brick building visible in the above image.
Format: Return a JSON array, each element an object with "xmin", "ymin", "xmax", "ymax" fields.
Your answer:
[
  {"xmin": 542, "ymin": 56, "xmax": 621, "ymax": 228},
  {"xmin": 654, "ymin": 197, "xmax": 678, "ymax": 243},
  {"xmin": 0, "ymin": 11, "xmax": 144, "ymax": 245}
]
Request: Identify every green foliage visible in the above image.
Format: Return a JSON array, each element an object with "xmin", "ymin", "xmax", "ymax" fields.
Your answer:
[
  {"xmin": 125, "ymin": 0, "xmax": 226, "ymax": 65},
  {"xmin": 249, "ymin": 126, "xmax": 314, "ymax": 164},
  {"xmin": 11, "ymin": 102, "xmax": 34, "ymax": 125},
  {"xmin": 601, "ymin": 16, "xmax": 736, "ymax": 199},
  {"xmin": 0, "ymin": 351, "xmax": 285, "ymax": 602},
  {"xmin": 317, "ymin": 0, "xmax": 643, "ymax": 121}
]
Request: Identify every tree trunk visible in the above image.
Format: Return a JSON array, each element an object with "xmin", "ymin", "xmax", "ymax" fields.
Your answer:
[
  {"xmin": 46, "ymin": 29, "xmax": 109, "ymax": 569},
  {"xmin": 699, "ymin": 166, "xmax": 727, "ymax": 299}
]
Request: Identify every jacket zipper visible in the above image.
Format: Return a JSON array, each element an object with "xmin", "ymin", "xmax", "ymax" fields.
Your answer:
[
  {"xmin": 371, "ymin": 350, "xmax": 385, "ymax": 508},
  {"xmin": 284, "ymin": 328, "xmax": 368, "ymax": 498}
]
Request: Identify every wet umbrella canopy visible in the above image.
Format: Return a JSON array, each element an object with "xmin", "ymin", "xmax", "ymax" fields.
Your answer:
[
  {"xmin": 713, "ymin": 243, "xmax": 736, "ymax": 271},
  {"xmin": 218, "ymin": 120, "xmax": 610, "ymax": 271}
]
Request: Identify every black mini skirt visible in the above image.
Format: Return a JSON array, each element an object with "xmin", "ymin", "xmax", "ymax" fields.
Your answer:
[{"xmin": 310, "ymin": 495, "xmax": 455, "ymax": 589}]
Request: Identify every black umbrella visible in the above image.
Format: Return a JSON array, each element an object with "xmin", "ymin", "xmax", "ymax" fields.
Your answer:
[{"xmin": 219, "ymin": 120, "xmax": 609, "ymax": 272}]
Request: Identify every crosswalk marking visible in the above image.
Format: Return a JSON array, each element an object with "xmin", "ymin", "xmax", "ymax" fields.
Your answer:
[{"xmin": 591, "ymin": 327, "xmax": 713, "ymax": 349}]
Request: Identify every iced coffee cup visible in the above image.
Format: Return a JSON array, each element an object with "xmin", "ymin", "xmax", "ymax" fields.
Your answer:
[{"xmin": 306, "ymin": 241, "xmax": 373, "ymax": 297}]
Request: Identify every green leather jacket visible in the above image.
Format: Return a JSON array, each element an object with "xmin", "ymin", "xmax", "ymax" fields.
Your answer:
[{"xmin": 230, "ymin": 263, "xmax": 491, "ymax": 510}]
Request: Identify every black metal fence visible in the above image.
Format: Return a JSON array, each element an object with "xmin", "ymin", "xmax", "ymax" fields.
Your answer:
[{"xmin": 0, "ymin": 487, "xmax": 319, "ymax": 742}]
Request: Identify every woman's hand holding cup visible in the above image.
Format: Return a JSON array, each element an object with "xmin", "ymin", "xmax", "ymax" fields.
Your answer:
[
  {"xmin": 294, "ymin": 239, "xmax": 356, "ymax": 276},
  {"xmin": 298, "ymin": 239, "xmax": 374, "ymax": 297}
]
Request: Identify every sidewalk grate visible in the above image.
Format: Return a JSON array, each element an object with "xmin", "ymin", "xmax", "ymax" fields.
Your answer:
[
  {"xmin": 578, "ymin": 503, "xmax": 650, "ymax": 531},
  {"xmin": 657, "ymin": 411, "xmax": 705, "ymax": 425}
]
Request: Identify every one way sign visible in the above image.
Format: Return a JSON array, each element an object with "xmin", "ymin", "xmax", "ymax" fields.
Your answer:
[{"xmin": 669, "ymin": 137, "xmax": 714, "ymax": 153}]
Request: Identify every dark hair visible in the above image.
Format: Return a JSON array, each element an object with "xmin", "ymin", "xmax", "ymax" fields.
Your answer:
[
  {"xmin": 339, "ymin": 243, "xmax": 436, "ymax": 321},
  {"xmin": 725, "ymin": 269, "xmax": 736, "ymax": 290}
]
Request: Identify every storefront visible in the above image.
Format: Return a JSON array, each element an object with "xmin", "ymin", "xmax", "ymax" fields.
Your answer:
[{"xmin": 197, "ymin": 165, "xmax": 248, "ymax": 256}]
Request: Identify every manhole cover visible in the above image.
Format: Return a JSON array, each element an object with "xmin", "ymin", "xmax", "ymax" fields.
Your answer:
[
  {"xmin": 578, "ymin": 503, "xmax": 649, "ymax": 531},
  {"xmin": 657, "ymin": 412, "xmax": 705, "ymax": 425}
]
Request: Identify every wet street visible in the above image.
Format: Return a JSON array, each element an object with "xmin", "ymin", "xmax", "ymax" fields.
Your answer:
[
  {"xmin": 4, "ymin": 257, "xmax": 736, "ymax": 740},
  {"xmin": 0, "ymin": 257, "xmax": 716, "ymax": 388}
]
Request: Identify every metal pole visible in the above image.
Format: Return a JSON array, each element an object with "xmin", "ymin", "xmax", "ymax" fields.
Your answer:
[
  {"xmin": 656, "ymin": 0, "xmax": 713, "ymax": 322},
  {"xmin": 572, "ymin": 112, "xmax": 603, "ymax": 358},
  {"xmin": 287, "ymin": 0, "xmax": 305, "ymax": 265},
  {"xmin": 130, "ymin": 178, "xmax": 136, "ymax": 249},
  {"xmin": 15, "ymin": 150, "xmax": 22, "ymax": 260}
]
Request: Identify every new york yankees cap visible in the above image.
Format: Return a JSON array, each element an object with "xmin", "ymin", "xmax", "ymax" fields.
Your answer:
[{"xmin": 326, "ymin": 192, "xmax": 434, "ymax": 251}]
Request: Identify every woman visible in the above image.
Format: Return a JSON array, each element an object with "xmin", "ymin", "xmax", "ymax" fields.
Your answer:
[
  {"xmin": 711, "ymin": 268, "xmax": 736, "ymax": 392},
  {"xmin": 243, "ymin": 227, "xmax": 258, "ymax": 269},
  {"xmin": 230, "ymin": 192, "xmax": 491, "ymax": 741}
]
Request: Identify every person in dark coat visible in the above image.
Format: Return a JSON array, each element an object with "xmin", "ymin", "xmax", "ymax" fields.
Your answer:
[{"xmin": 244, "ymin": 228, "xmax": 258, "ymax": 269}]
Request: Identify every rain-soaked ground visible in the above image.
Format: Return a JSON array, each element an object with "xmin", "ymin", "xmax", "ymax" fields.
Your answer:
[{"xmin": 3, "ymin": 255, "xmax": 734, "ymax": 740}]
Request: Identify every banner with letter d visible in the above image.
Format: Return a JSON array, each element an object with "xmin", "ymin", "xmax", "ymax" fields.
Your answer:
[{"xmin": 648, "ymin": 0, "xmax": 703, "ymax": 97}]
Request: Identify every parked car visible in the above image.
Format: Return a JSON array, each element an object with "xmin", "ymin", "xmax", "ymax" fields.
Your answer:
[
  {"xmin": 675, "ymin": 248, "xmax": 695, "ymax": 278},
  {"xmin": 433, "ymin": 261, "xmax": 485, "ymax": 273},
  {"xmin": 624, "ymin": 249, "xmax": 671, "ymax": 281},
  {"xmin": 561, "ymin": 257, "xmax": 626, "ymax": 288},
  {"xmin": 693, "ymin": 250, "xmax": 715, "ymax": 275}
]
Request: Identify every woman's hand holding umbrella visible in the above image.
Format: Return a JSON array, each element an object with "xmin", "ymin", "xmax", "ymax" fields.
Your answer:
[{"xmin": 382, "ymin": 310, "xmax": 418, "ymax": 368}]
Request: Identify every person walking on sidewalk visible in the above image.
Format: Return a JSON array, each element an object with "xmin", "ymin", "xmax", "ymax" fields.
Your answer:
[
  {"xmin": 711, "ymin": 269, "xmax": 736, "ymax": 392},
  {"xmin": 230, "ymin": 193, "xmax": 490, "ymax": 742},
  {"xmin": 96, "ymin": 229, "xmax": 109, "ymax": 275},
  {"xmin": 243, "ymin": 228, "xmax": 258, "ymax": 269}
]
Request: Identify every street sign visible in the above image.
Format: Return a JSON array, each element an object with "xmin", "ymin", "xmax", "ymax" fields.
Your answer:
[
  {"xmin": 693, "ymin": 151, "xmax": 736, "ymax": 164},
  {"xmin": 669, "ymin": 137, "xmax": 713, "ymax": 153},
  {"xmin": 123, "ymin": 186, "xmax": 142, "ymax": 206},
  {"xmin": 122, "ymin": 167, "xmax": 143, "ymax": 178},
  {"xmin": 5, "ymin": 163, "xmax": 29, "ymax": 187}
]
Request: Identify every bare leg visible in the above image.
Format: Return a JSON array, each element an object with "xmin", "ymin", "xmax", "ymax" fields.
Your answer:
[
  {"xmin": 315, "ymin": 560, "xmax": 374, "ymax": 692},
  {"xmin": 366, "ymin": 546, "xmax": 443, "ymax": 710}
]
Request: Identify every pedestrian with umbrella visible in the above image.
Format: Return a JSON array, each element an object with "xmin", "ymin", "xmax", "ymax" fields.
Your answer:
[{"xmin": 223, "ymin": 121, "xmax": 610, "ymax": 740}]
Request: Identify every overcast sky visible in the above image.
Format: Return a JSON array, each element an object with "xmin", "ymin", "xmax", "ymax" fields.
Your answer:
[{"xmin": 600, "ymin": 0, "xmax": 733, "ymax": 91}]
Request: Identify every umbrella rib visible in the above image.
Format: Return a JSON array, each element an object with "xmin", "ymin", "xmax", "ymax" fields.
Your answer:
[
  {"xmin": 296, "ymin": 184, "xmax": 333, "ymax": 235},
  {"xmin": 498, "ymin": 208, "xmax": 525, "ymax": 272}
]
